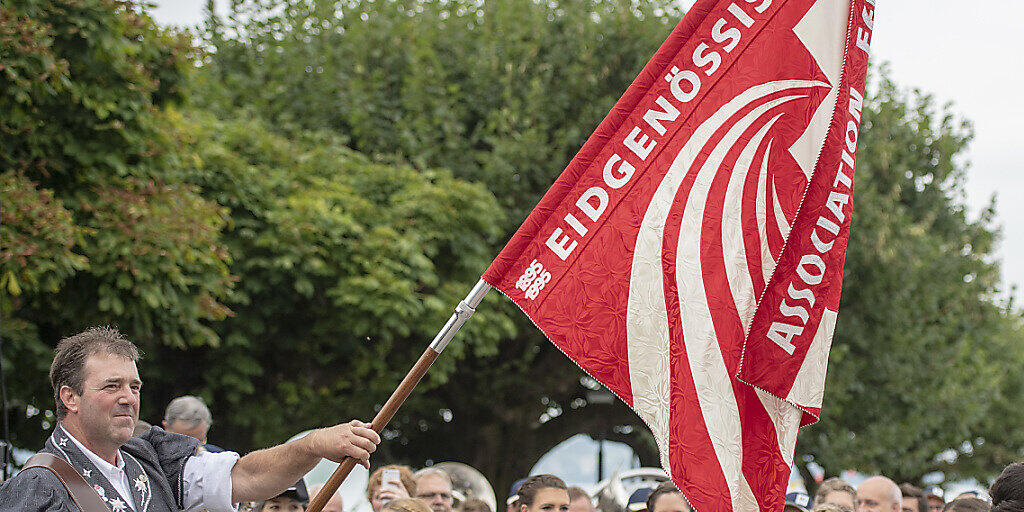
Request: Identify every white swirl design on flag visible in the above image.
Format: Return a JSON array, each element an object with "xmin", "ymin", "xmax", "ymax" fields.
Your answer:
[{"xmin": 626, "ymin": 79, "xmax": 829, "ymax": 508}]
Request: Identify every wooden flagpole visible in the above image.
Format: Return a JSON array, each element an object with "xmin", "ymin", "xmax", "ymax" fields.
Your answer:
[{"xmin": 306, "ymin": 279, "xmax": 492, "ymax": 512}]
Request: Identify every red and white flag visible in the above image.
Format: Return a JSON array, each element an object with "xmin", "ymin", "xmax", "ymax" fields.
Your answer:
[{"xmin": 482, "ymin": 0, "xmax": 874, "ymax": 510}]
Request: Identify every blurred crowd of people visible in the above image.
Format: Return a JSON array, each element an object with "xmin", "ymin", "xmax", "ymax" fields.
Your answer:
[
  {"xmin": 776, "ymin": 471, "xmax": 1024, "ymax": 512},
  {"xmin": 156, "ymin": 394, "xmax": 1024, "ymax": 512}
]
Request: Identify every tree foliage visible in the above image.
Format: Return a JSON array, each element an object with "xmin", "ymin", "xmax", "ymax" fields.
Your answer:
[
  {"xmin": 0, "ymin": 0, "xmax": 516, "ymax": 454},
  {"xmin": 1, "ymin": 0, "xmax": 234, "ymax": 448},
  {"xmin": 195, "ymin": 0, "xmax": 684, "ymax": 225},
  {"xmin": 148, "ymin": 110, "xmax": 516, "ymax": 449}
]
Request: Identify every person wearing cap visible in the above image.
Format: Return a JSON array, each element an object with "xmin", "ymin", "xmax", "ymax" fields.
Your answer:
[
  {"xmin": 628, "ymin": 487, "xmax": 654, "ymax": 512},
  {"xmin": 255, "ymin": 480, "xmax": 308, "ymax": 512},
  {"xmin": 786, "ymin": 491, "xmax": 813, "ymax": 512},
  {"xmin": 645, "ymin": 481, "xmax": 690, "ymax": 512},
  {"xmin": 953, "ymin": 491, "xmax": 986, "ymax": 502},
  {"xmin": 567, "ymin": 487, "xmax": 593, "ymax": 512}
]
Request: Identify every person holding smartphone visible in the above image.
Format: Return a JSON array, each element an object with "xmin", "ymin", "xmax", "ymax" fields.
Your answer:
[{"xmin": 368, "ymin": 465, "xmax": 418, "ymax": 512}]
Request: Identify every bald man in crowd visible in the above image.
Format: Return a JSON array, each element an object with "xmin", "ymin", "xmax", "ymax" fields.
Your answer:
[{"xmin": 857, "ymin": 476, "xmax": 903, "ymax": 512}]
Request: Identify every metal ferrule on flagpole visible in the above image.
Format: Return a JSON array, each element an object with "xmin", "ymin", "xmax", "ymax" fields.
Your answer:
[
  {"xmin": 429, "ymin": 278, "xmax": 491, "ymax": 353},
  {"xmin": 306, "ymin": 278, "xmax": 492, "ymax": 512}
]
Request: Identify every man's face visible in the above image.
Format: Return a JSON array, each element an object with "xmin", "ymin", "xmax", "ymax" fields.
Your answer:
[
  {"xmin": 569, "ymin": 496, "xmax": 593, "ymax": 512},
  {"xmin": 926, "ymin": 497, "xmax": 944, "ymax": 512},
  {"xmin": 824, "ymin": 491, "xmax": 856, "ymax": 511},
  {"xmin": 262, "ymin": 497, "xmax": 306, "ymax": 512},
  {"xmin": 416, "ymin": 475, "xmax": 454, "ymax": 512},
  {"xmin": 901, "ymin": 497, "xmax": 919, "ymax": 512},
  {"xmin": 857, "ymin": 479, "xmax": 897, "ymax": 512},
  {"xmin": 164, "ymin": 419, "xmax": 209, "ymax": 444},
  {"xmin": 71, "ymin": 352, "xmax": 141, "ymax": 447}
]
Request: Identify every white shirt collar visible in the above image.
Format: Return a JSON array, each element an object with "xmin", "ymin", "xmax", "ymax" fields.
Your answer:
[
  {"xmin": 60, "ymin": 424, "xmax": 125, "ymax": 473},
  {"xmin": 57, "ymin": 424, "xmax": 138, "ymax": 512}
]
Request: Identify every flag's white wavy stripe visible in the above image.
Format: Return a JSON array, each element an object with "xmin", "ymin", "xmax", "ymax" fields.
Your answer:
[
  {"xmin": 722, "ymin": 114, "xmax": 786, "ymax": 334},
  {"xmin": 755, "ymin": 140, "xmax": 776, "ymax": 285},
  {"xmin": 627, "ymin": 80, "xmax": 826, "ymax": 484},
  {"xmin": 723, "ymin": 116, "xmax": 811, "ymax": 475},
  {"xmin": 675, "ymin": 94, "xmax": 808, "ymax": 512},
  {"xmin": 785, "ymin": 308, "xmax": 838, "ymax": 410},
  {"xmin": 726, "ymin": 111, "xmax": 816, "ymax": 477},
  {"xmin": 756, "ymin": 388, "xmax": 804, "ymax": 466}
]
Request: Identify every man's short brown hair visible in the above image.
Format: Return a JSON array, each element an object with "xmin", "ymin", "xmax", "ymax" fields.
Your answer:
[
  {"xmin": 815, "ymin": 478, "xmax": 857, "ymax": 508},
  {"xmin": 647, "ymin": 481, "xmax": 686, "ymax": 512},
  {"xmin": 50, "ymin": 326, "xmax": 139, "ymax": 419}
]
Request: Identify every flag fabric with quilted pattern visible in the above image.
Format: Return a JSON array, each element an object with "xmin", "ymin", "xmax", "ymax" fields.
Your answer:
[{"xmin": 482, "ymin": 0, "xmax": 875, "ymax": 510}]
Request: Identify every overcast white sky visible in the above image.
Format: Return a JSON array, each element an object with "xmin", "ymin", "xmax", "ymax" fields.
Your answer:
[{"xmin": 151, "ymin": 0, "xmax": 1023, "ymax": 304}]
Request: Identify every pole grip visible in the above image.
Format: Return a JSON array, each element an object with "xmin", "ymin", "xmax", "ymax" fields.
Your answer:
[
  {"xmin": 306, "ymin": 348, "xmax": 439, "ymax": 512},
  {"xmin": 307, "ymin": 279, "xmax": 490, "ymax": 512}
]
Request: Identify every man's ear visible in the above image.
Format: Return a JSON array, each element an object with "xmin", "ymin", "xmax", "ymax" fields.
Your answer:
[{"xmin": 59, "ymin": 385, "xmax": 80, "ymax": 415}]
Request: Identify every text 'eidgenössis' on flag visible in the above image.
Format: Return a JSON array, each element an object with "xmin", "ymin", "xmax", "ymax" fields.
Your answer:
[{"xmin": 482, "ymin": 0, "xmax": 875, "ymax": 510}]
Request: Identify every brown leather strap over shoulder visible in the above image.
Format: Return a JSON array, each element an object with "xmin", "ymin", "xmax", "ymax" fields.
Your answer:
[{"xmin": 23, "ymin": 452, "xmax": 111, "ymax": 512}]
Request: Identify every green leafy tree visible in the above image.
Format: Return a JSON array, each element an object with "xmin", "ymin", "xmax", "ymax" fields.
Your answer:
[
  {"xmin": 195, "ymin": 0, "xmax": 684, "ymax": 225},
  {"xmin": 1, "ymin": 0, "xmax": 234, "ymax": 449},
  {"xmin": 140, "ymin": 110, "xmax": 517, "ymax": 450}
]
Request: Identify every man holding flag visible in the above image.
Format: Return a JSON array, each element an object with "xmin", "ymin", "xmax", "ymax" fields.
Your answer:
[{"xmin": 0, "ymin": 326, "xmax": 381, "ymax": 512}]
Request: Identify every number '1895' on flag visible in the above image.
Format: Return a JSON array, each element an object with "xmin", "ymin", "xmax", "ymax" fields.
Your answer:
[{"xmin": 481, "ymin": 0, "xmax": 874, "ymax": 510}]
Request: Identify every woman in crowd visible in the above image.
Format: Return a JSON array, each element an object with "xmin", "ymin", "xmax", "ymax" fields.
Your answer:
[
  {"xmin": 368, "ymin": 465, "xmax": 419, "ymax": 512},
  {"xmin": 516, "ymin": 475, "xmax": 570, "ymax": 512}
]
